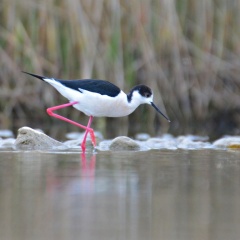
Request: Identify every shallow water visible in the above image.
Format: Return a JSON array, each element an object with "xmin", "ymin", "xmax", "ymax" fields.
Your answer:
[{"xmin": 0, "ymin": 149, "xmax": 240, "ymax": 240}]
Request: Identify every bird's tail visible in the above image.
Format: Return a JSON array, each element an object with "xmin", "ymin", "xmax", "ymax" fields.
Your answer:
[{"xmin": 22, "ymin": 71, "xmax": 47, "ymax": 81}]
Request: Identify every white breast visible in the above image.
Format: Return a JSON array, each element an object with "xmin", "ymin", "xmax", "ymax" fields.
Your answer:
[{"xmin": 72, "ymin": 90, "xmax": 136, "ymax": 117}]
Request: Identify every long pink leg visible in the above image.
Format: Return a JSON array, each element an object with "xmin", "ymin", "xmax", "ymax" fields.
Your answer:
[
  {"xmin": 46, "ymin": 101, "xmax": 96, "ymax": 151},
  {"xmin": 81, "ymin": 116, "xmax": 94, "ymax": 152}
]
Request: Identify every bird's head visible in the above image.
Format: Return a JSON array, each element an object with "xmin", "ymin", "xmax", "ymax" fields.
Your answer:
[{"xmin": 128, "ymin": 85, "xmax": 170, "ymax": 122}]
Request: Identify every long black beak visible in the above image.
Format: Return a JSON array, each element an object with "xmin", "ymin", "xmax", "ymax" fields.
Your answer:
[{"xmin": 151, "ymin": 102, "xmax": 171, "ymax": 122}]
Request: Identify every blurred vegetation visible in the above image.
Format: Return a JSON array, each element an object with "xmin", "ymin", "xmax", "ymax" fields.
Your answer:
[{"xmin": 0, "ymin": 0, "xmax": 240, "ymax": 139}]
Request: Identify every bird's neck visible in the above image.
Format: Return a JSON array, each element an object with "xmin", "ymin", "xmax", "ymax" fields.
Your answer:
[
  {"xmin": 126, "ymin": 91, "xmax": 141, "ymax": 110},
  {"xmin": 127, "ymin": 90, "xmax": 133, "ymax": 103}
]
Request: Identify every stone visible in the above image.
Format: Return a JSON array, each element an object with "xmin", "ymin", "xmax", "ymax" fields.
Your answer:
[
  {"xmin": 109, "ymin": 136, "xmax": 140, "ymax": 151},
  {"xmin": 213, "ymin": 136, "xmax": 240, "ymax": 149},
  {"xmin": 14, "ymin": 127, "xmax": 65, "ymax": 150}
]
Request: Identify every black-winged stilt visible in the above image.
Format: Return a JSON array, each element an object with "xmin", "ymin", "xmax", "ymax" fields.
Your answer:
[{"xmin": 23, "ymin": 72, "xmax": 170, "ymax": 152}]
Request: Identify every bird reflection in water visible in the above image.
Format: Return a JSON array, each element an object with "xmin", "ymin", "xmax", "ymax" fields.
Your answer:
[
  {"xmin": 81, "ymin": 152, "xmax": 96, "ymax": 178},
  {"xmin": 45, "ymin": 153, "xmax": 96, "ymax": 194}
]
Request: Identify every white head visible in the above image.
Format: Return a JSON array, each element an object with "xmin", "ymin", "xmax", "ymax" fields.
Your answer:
[{"xmin": 127, "ymin": 85, "xmax": 170, "ymax": 122}]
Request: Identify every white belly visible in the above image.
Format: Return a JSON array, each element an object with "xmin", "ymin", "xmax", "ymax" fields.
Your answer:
[{"xmin": 72, "ymin": 91, "xmax": 135, "ymax": 117}]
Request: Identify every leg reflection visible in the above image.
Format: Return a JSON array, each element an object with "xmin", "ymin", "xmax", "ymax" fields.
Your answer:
[{"xmin": 81, "ymin": 153, "xmax": 96, "ymax": 177}]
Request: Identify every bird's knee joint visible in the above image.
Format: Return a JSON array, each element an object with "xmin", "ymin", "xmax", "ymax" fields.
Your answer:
[{"xmin": 46, "ymin": 108, "xmax": 53, "ymax": 116}]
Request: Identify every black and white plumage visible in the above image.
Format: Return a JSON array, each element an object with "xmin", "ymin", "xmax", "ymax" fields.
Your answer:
[{"xmin": 23, "ymin": 72, "xmax": 170, "ymax": 121}]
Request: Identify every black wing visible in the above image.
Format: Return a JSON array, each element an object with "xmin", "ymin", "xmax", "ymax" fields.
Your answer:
[
  {"xmin": 59, "ymin": 79, "xmax": 121, "ymax": 97},
  {"xmin": 22, "ymin": 72, "xmax": 121, "ymax": 97}
]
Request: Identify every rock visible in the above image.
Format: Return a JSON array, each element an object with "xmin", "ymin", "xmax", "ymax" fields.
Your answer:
[
  {"xmin": 213, "ymin": 136, "xmax": 240, "ymax": 149},
  {"xmin": 228, "ymin": 144, "xmax": 240, "ymax": 149},
  {"xmin": 109, "ymin": 136, "xmax": 140, "ymax": 151},
  {"xmin": 14, "ymin": 127, "xmax": 65, "ymax": 150}
]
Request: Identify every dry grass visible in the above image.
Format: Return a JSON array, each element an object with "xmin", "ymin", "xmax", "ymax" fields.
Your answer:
[{"xmin": 1, "ymin": 0, "xmax": 240, "ymax": 139}]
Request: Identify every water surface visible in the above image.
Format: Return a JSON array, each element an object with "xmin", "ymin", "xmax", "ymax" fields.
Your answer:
[{"xmin": 0, "ymin": 149, "xmax": 240, "ymax": 240}]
